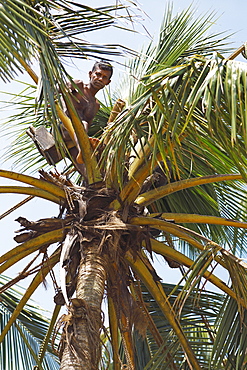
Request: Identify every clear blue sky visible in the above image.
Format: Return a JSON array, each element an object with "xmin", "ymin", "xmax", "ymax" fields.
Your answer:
[{"xmin": 0, "ymin": 0, "xmax": 245, "ymax": 312}]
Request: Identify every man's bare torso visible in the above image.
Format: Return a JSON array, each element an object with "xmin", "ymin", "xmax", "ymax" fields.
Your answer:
[{"xmin": 63, "ymin": 80, "xmax": 100, "ymax": 128}]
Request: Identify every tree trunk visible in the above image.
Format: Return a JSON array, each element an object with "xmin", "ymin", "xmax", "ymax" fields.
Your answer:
[{"xmin": 60, "ymin": 242, "xmax": 107, "ymax": 369}]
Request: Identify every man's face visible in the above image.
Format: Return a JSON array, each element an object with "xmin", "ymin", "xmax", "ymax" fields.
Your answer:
[{"xmin": 89, "ymin": 67, "xmax": 111, "ymax": 90}]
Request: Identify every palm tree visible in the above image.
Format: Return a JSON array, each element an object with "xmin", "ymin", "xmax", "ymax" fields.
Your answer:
[{"xmin": 1, "ymin": 0, "xmax": 247, "ymax": 369}]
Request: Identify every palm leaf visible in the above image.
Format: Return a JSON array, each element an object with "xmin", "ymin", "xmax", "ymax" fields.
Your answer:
[
  {"xmin": 126, "ymin": 251, "xmax": 202, "ymax": 370},
  {"xmin": 209, "ymin": 297, "xmax": 247, "ymax": 369},
  {"xmin": 103, "ymin": 281, "xmax": 226, "ymax": 369},
  {"xmin": 0, "ymin": 275, "xmax": 59, "ymax": 370},
  {"xmin": 141, "ymin": 281, "xmax": 225, "ymax": 369},
  {"xmin": 0, "ymin": 0, "xmax": 137, "ymax": 80}
]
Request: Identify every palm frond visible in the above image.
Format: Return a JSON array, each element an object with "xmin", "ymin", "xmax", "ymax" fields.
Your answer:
[
  {"xmin": 103, "ymin": 281, "xmax": 226, "ymax": 369},
  {"xmin": 209, "ymin": 297, "xmax": 247, "ymax": 369},
  {"xmin": 126, "ymin": 251, "xmax": 202, "ymax": 370},
  {"xmin": 0, "ymin": 249, "xmax": 60, "ymax": 344},
  {"xmin": 142, "ymin": 281, "xmax": 225, "ymax": 369},
  {"xmin": 0, "ymin": 0, "xmax": 137, "ymax": 81},
  {"xmin": 0, "ymin": 275, "xmax": 59, "ymax": 370},
  {"xmin": 102, "ymin": 7, "xmax": 247, "ymax": 196}
]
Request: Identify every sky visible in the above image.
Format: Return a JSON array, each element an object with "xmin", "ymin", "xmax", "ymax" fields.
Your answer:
[{"xmin": 0, "ymin": 0, "xmax": 246, "ymax": 313}]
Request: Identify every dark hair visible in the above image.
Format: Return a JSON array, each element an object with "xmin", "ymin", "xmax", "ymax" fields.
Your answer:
[{"xmin": 92, "ymin": 61, "xmax": 113, "ymax": 78}]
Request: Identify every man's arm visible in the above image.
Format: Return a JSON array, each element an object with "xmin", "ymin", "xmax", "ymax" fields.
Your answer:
[{"xmin": 67, "ymin": 79, "xmax": 84, "ymax": 94}]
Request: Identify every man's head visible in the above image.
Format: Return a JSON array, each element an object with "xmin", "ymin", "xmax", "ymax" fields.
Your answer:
[
  {"xmin": 89, "ymin": 61, "xmax": 113, "ymax": 91},
  {"xmin": 92, "ymin": 61, "xmax": 113, "ymax": 78}
]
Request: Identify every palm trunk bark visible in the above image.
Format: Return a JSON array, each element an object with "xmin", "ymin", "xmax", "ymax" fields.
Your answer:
[{"xmin": 60, "ymin": 242, "xmax": 107, "ymax": 369}]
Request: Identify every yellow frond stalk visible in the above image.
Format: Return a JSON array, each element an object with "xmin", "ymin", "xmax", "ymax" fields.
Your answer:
[
  {"xmin": 125, "ymin": 251, "xmax": 202, "ymax": 370},
  {"xmin": 151, "ymin": 212, "xmax": 247, "ymax": 229},
  {"xmin": 62, "ymin": 98, "xmax": 101, "ymax": 183},
  {"xmin": 0, "ymin": 186, "xmax": 62, "ymax": 204},
  {"xmin": 130, "ymin": 216, "xmax": 206, "ymax": 250},
  {"xmin": 0, "ymin": 229, "xmax": 65, "ymax": 273},
  {"xmin": 123, "ymin": 128, "xmax": 184, "ymax": 204},
  {"xmin": 0, "ymin": 170, "xmax": 66, "ymax": 200},
  {"xmin": 120, "ymin": 313, "xmax": 135, "ymax": 370},
  {"xmin": 108, "ymin": 297, "xmax": 121, "ymax": 370},
  {"xmin": 127, "ymin": 125, "xmax": 171, "ymax": 180},
  {"xmin": 136, "ymin": 174, "xmax": 243, "ymax": 206},
  {"xmin": 13, "ymin": 52, "xmax": 38, "ymax": 84},
  {"xmin": 128, "ymin": 135, "xmax": 157, "ymax": 180},
  {"xmin": 129, "ymin": 216, "xmax": 229, "ymax": 271},
  {"xmin": 120, "ymin": 155, "xmax": 161, "ymax": 204}
]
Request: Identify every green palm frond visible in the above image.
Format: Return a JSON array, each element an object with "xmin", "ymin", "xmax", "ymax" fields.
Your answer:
[
  {"xmin": 107, "ymin": 56, "xmax": 247, "ymax": 182},
  {"xmin": 1, "ymin": 82, "xmax": 73, "ymax": 173},
  {"xmin": 142, "ymin": 281, "xmax": 224, "ymax": 369},
  {"xmin": 102, "ymin": 12, "xmax": 246, "ymax": 189},
  {"xmin": 103, "ymin": 281, "xmax": 226, "ymax": 369},
  {"xmin": 209, "ymin": 296, "xmax": 247, "ymax": 369},
  {"xmin": 96, "ymin": 6, "xmax": 247, "ymax": 257},
  {"xmin": 0, "ymin": 0, "xmax": 137, "ymax": 80},
  {"xmin": 116, "ymin": 3, "xmax": 231, "ymax": 100},
  {"xmin": 0, "ymin": 275, "xmax": 59, "ymax": 370}
]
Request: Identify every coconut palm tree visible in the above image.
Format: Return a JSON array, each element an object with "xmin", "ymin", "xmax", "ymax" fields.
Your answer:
[{"xmin": 1, "ymin": 0, "xmax": 247, "ymax": 369}]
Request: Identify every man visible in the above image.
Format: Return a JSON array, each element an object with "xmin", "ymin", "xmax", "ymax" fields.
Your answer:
[{"xmin": 61, "ymin": 61, "xmax": 113, "ymax": 168}]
